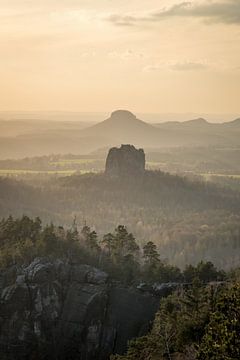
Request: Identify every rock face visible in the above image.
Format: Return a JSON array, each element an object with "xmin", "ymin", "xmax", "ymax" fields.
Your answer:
[
  {"xmin": 0, "ymin": 258, "xmax": 159, "ymax": 360},
  {"xmin": 105, "ymin": 144, "xmax": 145, "ymax": 177}
]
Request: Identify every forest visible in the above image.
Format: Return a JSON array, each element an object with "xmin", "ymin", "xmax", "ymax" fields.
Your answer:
[
  {"xmin": 0, "ymin": 215, "xmax": 227, "ymax": 284},
  {"xmin": 0, "ymin": 169, "xmax": 240, "ymax": 270}
]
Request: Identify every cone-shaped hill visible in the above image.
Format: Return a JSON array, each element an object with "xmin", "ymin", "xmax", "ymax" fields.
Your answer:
[{"xmin": 80, "ymin": 110, "xmax": 171, "ymax": 147}]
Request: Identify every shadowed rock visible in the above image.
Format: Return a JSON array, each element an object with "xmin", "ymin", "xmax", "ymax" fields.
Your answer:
[
  {"xmin": 105, "ymin": 144, "xmax": 145, "ymax": 177},
  {"xmin": 0, "ymin": 257, "xmax": 159, "ymax": 360}
]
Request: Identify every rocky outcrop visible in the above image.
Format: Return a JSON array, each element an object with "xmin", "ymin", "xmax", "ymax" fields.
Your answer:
[
  {"xmin": 105, "ymin": 144, "xmax": 145, "ymax": 177},
  {"xmin": 0, "ymin": 258, "xmax": 159, "ymax": 360}
]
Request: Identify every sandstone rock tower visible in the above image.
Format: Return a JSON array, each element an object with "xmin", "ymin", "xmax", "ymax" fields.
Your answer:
[{"xmin": 105, "ymin": 144, "xmax": 145, "ymax": 177}]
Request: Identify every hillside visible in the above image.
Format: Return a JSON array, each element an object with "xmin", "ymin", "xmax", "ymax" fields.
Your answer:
[
  {"xmin": 0, "ymin": 110, "xmax": 239, "ymax": 158},
  {"xmin": 80, "ymin": 110, "xmax": 166, "ymax": 146},
  {"xmin": 1, "ymin": 169, "xmax": 240, "ymax": 269}
]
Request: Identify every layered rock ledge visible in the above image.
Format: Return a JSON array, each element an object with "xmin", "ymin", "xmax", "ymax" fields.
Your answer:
[{"xmin": 0, "ymin": 258, "xmax": 158, "ymax": 360}]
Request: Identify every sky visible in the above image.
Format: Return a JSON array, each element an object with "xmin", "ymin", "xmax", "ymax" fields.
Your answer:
[{"xmin": 0, "ymin": 0, "xmax": 240, "ymax": 115}]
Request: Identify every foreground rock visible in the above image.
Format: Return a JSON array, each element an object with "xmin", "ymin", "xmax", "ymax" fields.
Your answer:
[{"xmin": 0, "ymin": 258, "xmax": 159, "ymax": 360}]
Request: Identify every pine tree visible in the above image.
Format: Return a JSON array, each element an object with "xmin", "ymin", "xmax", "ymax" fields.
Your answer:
[
  {"xmin": 81, "ymin": 225, "xmax": 100, "ymax": 253},
  {"xmin": 198, "ymin": 283, "xmax": 240, "ymax": 360},
  {"xmin": 142, "ymin": 241, "xmax": 161, "ymax": 281}
]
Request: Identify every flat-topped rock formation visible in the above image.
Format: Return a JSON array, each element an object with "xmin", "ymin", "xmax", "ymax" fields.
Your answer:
[
  {"xmin": 110, "ymin": 110, "xmax": 137, "ymax": 122},
  {"xmin": 105, "ymin": 144, "xmax": 145, "ymax": 177}
]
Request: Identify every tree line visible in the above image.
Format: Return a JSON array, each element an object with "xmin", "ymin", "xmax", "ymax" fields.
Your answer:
[
  {"xmin": 0, "ymin": 215, "xmax": 226, "ymax": 285},
  {"xmin": 1, "ymin": 171, "xmax": 240, "ymax": 271}
]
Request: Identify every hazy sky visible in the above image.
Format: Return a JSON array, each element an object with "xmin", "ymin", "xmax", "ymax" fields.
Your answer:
[{"xmin": 1, "ymin": 0, "xmax": 240, "ymax": 114}]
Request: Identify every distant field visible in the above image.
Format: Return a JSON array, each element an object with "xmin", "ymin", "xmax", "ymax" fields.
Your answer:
[
  {"xmin": 53, "ymin": 159, "xmax": 166, "ymax": 169},
  {"xmin": 50, "ymin": 159, "xmax": 97, "ymax": 166},
  {"xmin": 0, "ymin": 159, "xmax": 166, "ymax": 176},
  {"xmin": 146, "ymin": 162, "xmax": 166, "ymax": 168},
  {"xmin": 201, "ymin": 173, "xmax": 240, "ymax": 180},
  {"xmin": 0, "ymin": 169, "xmax": 81, "ymax": 176},
  {"xmin": 0, "ymin": 157, "xmax": 103, "ymax": 177},
  {"xmin": 199, "ymin": 173, "xmax": 240, "ymax": 192}
]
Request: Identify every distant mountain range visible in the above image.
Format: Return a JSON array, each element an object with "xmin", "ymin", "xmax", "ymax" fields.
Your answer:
[
  {"xmin": 0, "ymin": 110, "xmax": 239, "ymax": 159},
  {"xmin": 154, "ymin": 117, "xmax": 240, "ymax": 128}
]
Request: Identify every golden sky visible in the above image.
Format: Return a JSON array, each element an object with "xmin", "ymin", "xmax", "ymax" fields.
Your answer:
[{"xmin": 1, "ymin": 0, "xmax": 240, "ymax": 114}]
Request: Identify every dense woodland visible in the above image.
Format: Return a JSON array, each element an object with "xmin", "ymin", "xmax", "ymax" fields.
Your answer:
[
  {"xmin": 0, "ymin": 170, "xmax": 240, "ymax": 269},
  {"xmin": 0, "ymin": 215, "xmax": 226, "ymax": 284}
]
